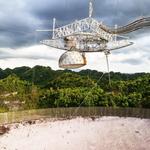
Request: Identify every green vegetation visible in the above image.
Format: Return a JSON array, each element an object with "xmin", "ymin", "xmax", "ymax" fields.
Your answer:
[{"xmin": 0, "ymin": 66, "xmax": 149, "ymax": 112}]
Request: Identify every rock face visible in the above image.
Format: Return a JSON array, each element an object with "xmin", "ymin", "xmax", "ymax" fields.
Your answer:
[{"xmin": 0, "ymin": 126, "xmax": 9, "ymax": 135}]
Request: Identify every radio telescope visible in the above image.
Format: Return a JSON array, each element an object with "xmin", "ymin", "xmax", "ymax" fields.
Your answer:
[{"xmin": 37, "ymin": 0, "xmax": 150, "ymax": 72}]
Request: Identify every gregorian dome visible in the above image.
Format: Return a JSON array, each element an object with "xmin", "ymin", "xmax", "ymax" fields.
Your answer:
[{"xmin": 59, "ymin": 51, "xmax": 87, "ymax": 69}]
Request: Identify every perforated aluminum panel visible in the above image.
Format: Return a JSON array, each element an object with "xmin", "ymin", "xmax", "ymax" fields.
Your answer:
[{"xmin": 59, "ymin": 51, "xmax": 87, "ymax": 69}]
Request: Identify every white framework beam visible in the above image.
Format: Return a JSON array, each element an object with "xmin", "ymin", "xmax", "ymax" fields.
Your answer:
[{"xmin": 53, "ymin": 18, "xmax": 113, "ymax": 41}]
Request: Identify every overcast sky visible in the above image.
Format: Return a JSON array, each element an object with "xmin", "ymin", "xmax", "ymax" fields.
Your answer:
[{"xmin": 0, "ymin": 0, "xmax": 150, "ymax": 73}]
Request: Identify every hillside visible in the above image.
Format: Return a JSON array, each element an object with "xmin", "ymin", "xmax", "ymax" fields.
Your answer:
[{"xmin": 0, "ymin": 66, "xmax": 149, "ymax": 112}]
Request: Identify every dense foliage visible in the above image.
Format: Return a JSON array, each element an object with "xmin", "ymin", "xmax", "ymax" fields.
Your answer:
[{"xmin": 0, "ymin": 66, "xmax": 149, "ymax": 112}]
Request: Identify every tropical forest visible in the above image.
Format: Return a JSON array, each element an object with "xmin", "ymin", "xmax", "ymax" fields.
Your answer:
[{"xmin": 0, "ymin": 65, "xmax": 149, "ymax": 113}]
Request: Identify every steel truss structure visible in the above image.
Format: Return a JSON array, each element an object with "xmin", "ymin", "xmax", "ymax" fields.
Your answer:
[
  {"xmin": 41, "ymin": 17, "xmax": 133, "ymax": 52},
  {"xmin": 37, "ymin": 0, "xmax": 150, "ymax": 70},
  {"xmin": 100, "ymin": 17, "xmax": 150, "ymax": 34},
  {"xmin": 53, "ymin": 18, "xmax": 113, "ymax": 41}
]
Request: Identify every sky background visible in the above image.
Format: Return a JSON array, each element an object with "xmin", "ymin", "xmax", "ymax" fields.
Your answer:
[{"xmin": 0, "ymin": 0, "xmax": 150, "ymax": 73}]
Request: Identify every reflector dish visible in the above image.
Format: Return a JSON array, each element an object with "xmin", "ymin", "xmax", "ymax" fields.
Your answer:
[{"xmin": 59, "ymin": 51, "xmax": 87, "ymax": 69}]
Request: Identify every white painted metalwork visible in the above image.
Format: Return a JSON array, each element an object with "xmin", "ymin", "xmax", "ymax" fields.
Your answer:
[
  {"xmin": 106, "ymin": 40, "xmax": 133, "ymax": 51},
  {"xmin": 59, "ymin": 51, "xmax": 87, "ymax": 69},
  {"xmin": 89, "ymin": 0, "xmax": 93, "ymax": 18},
  {"xmin": 37, "ymin": 0, "xmax": 150, "ymax": 69},
  {"xmin": 41, "ymin": 34, "xmax": 132, "ymax": 52},
  {"xmin": 100, "ymin": 17, "xmax": 150, "ymax": 34},
  {"xmin": 52, "ymin": 18, "xmax": 56, "ymax": 39},
  {"xmin": 53, "ymin": 18, "xmax": 113, "ymax": 41}
]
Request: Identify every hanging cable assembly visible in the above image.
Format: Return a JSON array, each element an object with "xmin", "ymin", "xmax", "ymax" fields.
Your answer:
[
  {"xmin": 104, "ymin": 50, "xmax": 111, "ymax": 87},
  {"xmin": 73, "ymin": 69, "xmax": 106, "ymax": 116}
]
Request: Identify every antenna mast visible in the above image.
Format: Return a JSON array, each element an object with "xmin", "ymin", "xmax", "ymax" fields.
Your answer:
[
  {"xmin": 89, "ymin": 0, "xmax": 94, "ymax": 18},
  {"xmin": 52, "ymin": 18, "xmax": 56, "ymax": 39}
]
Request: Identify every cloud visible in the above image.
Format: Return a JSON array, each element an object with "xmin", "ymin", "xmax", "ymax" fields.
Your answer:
[
  {"xmin": 0, "ymin": 0, "xmax": 150, "ymax": 73},
  {"xmin": 120, "ymin": 59, "xmax": 143, "ymax": 65},
  {"xmin": 0, "ymin": 44, "xmax": 149, "ymax": 73},
  {"xmin": 0, "ymin": 0, "xmax": 150, "ymax": 47},
  {"xmin": 0, "ymin": 0, "xmax": 42, "ymax": 48},
  {"xmin": 0, "ymin": 45, "xmax": 64, "ymax": 60},
  {"xmin": 0, "ymin": 45, "xmax": 65, "ymax": 69}
]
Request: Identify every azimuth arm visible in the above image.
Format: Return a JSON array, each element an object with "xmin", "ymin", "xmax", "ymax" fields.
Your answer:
[{"xmin": 100, "ymin": 17, "xmax": 150, "ymax": 34}]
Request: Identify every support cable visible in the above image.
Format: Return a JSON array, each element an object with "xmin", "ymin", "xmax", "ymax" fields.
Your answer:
[{"xmin": 105, "ymin": 51, "xmax": 111, "ymax": 87}]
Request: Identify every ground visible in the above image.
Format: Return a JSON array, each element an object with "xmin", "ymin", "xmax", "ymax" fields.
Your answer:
[{"xmin": 0, "ymin": 117, "xmax": 150, "ymax": 150}]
